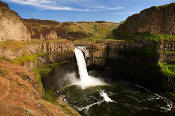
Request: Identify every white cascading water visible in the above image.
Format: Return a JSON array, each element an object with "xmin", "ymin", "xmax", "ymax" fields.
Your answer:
[
  {"xmin": 74, "ymin": 48, "xmax": 104, "ymax": 89},
  {"xmin": 74, "ymin": 48, "xmax": 89, "ymax": 82},
  {"xmin": 100, "ymin": 91, "xmax": 113, "ymax": 102}
]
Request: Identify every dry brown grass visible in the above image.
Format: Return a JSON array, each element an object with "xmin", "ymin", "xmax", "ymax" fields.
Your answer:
[{"xmin": 24, "ymin": 19, "xmax": 119, "ymax": 40}]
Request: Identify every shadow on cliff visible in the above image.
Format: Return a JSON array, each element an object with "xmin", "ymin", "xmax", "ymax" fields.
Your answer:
[
  {"xmin": 92, "ymin": 43, "xmax": 174, "ymax": 92},
  {"xmin": 42, "ymin": 61, "xmax": 79, "ymax": 90}
]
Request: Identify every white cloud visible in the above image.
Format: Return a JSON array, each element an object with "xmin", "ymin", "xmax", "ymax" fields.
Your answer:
[
  {"xmin": 61, "ymin": 0, "xmax": 124, "ymax": 10},
  {"xmin": 5, "ymin": 0, "xmax": 124, "ymax": 11},
  {"xmin": 5, "ymin": 0, "xmax": 91, "ymax": 11}
]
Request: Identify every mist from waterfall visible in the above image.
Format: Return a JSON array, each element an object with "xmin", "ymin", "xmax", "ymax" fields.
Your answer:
[
  {"xmin": 46, "ymin": 48, "xmax": 173, "ymax": 116},
  {"xmin": 74, "ymin": 48, "xmax": 105, "ymax": 89}
]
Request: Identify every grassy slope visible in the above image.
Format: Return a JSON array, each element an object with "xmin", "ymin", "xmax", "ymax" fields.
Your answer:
[
  {"xmin": 0, "ymin": 59, "xmax": 80, "ymax": 116},
  {"xmin": 24, "ymin": 19, "xmax": 119, "ymax": 41},
  {"xmin": 110, "ymin": 31, "xmax": 175, "ymax": 42}
]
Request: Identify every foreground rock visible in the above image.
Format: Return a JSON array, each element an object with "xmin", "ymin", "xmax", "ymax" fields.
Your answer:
[
  {"xmin": 0, "ymin": 1, "xmax": 30, "ymax": 41},
  {"xmin": 0, "ymin": 59, "xmax": 79, "ymax": 116}
]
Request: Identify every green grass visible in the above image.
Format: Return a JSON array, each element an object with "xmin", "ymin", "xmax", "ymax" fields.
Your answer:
[
  {"xmin": 13, "ymin": 53, "xmax": 46, "ymax": 65},
  {"xmin": 114, "ymin": 32, "xmax": 175, "ymax": 42},
  {"xmin": 167, "ymin": 64, "xmax": 175, "ymax": 73},
  {"xmin": 33, "ymin": 60, "xmax": 70, "ymax": 88},
  {"xmin": 63, "ymin": 22, "xmax": 118, "ymax": 38},
  {"xmin": 45, "ymin": 90, "xmax": 57, "ymax": 104},
  {"xmin": 36, "ymin": 60, "xmax": 70, "ymax": 76},
  {"xmin": 74, "ymin": 37, "xmax": 124, "ymax": 43},
  {"xmin": 0, "ymin": 39, "xmax": 71, "ymax": 51},
  {"xmin": 26, "ymin": 19, "xmax": 118, "ymax": 40},
  {"xmin": 159, "ymin": 62, "xmax": 175, "ymax": 76},
  {"xmin": 32, "ymin": 63, "xmax": 53, "ymax": 89},
  {"xmin": 45, "ymin": 89, "xmax": 80, "ymax": 116},
  {"xmin": 33, "ymin": 67, "xmax": 46, "ymax": 98},
  {"xmin": 0, "ymin": 40, "xmax": 28, "ymax": 50},
  {"xmin": 58, "ymin": 50, "xmax": 74, "ymax": 56},
  {"xmin": 155, "ymin": 3, "xmax": 172, "ymax": 8},
  {"xmin": 159, "ymin": 51, "xmax": 175, "ymax": 54},
  {"xmin": 33, "ymin": 68, "xmax": 43, "ymax": 87},
  {"xmin": 58, "ymin": 101, "xmax": 80, "ymax": 116}
]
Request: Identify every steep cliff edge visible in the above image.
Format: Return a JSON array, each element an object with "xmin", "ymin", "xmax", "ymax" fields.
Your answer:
[
  {"xmin": 75, "ymin": 41, "xmax": 175, "ymax": 92},
  {"xmin": 116, "ymin": 3, "xmax": 175, "ymax": 35},
  {"xmin": 0, "ymin": 1, "xmax": 31, "ymax": 41}
]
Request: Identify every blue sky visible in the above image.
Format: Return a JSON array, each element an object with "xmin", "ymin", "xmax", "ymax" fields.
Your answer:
[{"xmin": 2, "ymin": 0, "xmax": 175, "ymax": 22}]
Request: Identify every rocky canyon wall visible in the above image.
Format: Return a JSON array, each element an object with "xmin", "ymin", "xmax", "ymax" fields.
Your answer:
[
  {"xmin": 0, "ymin": 1, "xmax": 31, "ymax": 41},
  {"xmin": 74, "ymin": 41, "xmax": 155, "ymax": 66},
  {"xmin": 74, "ymin": 40, "xmax": 175, "ymax": 92},
  {"xmin": 117, "ymin": 3, "xmax": 175, "ymax": 35},
  {"xmin": 0, "ymin": 40, "xmax": 74, "ymax": 70},
  {"xmin": 158, "ymin": 41, "xmax": 175, "ymax": 63}
]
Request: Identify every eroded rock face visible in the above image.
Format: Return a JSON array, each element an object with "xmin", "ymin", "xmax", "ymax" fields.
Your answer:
[
  {"xmin": 117, "ymin": 3, "xmax": 175, "ymax": 35},
  {"xmin": 0, "ymin": 40, "xmax": 74, "ymax": 70},
  {"xmin": 40, "ymin": 30, "xmax": 58, "ymax": 40},
  {"xmin": 159, "ymin": 41, "xmax": 175, "ymax": 63},
  {"xmin": 74, "ymin": 41, "xmax": 155, "ymax": 66},
  {"xmin": 0, "ymin": 1, "xmax": 31, "ymax": 41},
  {"xmin": 77, "ymin": 41, "xmax": 174, "ymax": 92},
  {"xmin": 159, "ymin": 40, "xmax": 175, "ymax": 51}
]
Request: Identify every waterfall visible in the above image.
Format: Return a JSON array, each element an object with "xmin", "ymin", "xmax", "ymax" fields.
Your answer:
[
  {"xmin": 74, "ymin": 48, "xmax": 89, "ymax": 82},
  {"xmin": 74, "ymin": 48, "xmax": 105, "ymax": 89}
]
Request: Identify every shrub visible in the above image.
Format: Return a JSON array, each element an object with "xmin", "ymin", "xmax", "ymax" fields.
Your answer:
[
  {"xmin": 0, "ymin": 69, "xmax": 8, "ymax": 77},
  {"xmin": 159, "ymin": 62, "xmax": 175, "ymax": 76}
]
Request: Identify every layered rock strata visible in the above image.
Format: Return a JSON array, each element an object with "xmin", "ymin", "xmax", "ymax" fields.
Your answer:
[
  {"xmin": 117, "ymin": 3, "xmax": 175, "ymax": 35},
  {"xmin": 0, "ymin": 1, "xmax": 31, "ymax": 41}
]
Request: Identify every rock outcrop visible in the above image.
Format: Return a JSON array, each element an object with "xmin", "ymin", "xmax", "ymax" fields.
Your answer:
[
  {"xmin": 0, "ymin": 1, "xmax": 31, "ymax": 41},
  {"xmin": 40, "ymin": 30, "xmax": 58, "ymax": 40},
  {"xmin": 117, "ymin": 3, "xmax": 175, "ymax": 35}
]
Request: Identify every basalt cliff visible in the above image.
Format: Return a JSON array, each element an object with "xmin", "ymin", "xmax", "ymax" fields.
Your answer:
[
  {"xmin": 117, "ymin": 3, "xmax": 175, "ymax": 35},
  {"xmin": 0, "ymin": 1, "xmax": 31, "ymax": 41}
]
